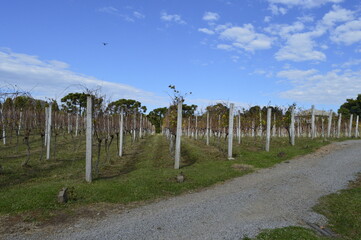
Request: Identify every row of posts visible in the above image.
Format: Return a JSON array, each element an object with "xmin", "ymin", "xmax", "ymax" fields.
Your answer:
[{"xmin": 172, "ymin": 103, "xmax": 360, "ymax": 170}]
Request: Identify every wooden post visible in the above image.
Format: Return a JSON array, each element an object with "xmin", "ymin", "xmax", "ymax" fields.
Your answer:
[
  {"xmin": 228, "ymin": 103, "xmax": 235, "ymax": 159},
  {"xmin": 311, "ymin": 105, "xmax": 315, "ymax": 139},
  {"xmin": 337, "ymin": 113, "xmax": 342, "ymax": 138},
  {"xmin": 174, "ymin": 101, "xmax": 182, "ymax": 169},
  {"xmin": 349, "ymin": 114, "xmax": 353, "ymax": 137},
  {"xmin": 206, "ymin": 112, "xmax": 210, "ymax": 146},
  {"xmin": 119, "ymin": 108, "xmax": 124, "ymax": 157},
  {"xmin": 327, "ymin": 110, "xmax": 332, "ymax": 138},
  {"xmin": 290, "ymin": 107, "xmax": 295, "ymax": 146},
  {"xmin": 321, "ymin": 118, "xmax": 324, "ymax": 138},
  {"xmin": 266, "ymin": 107, "xmax": 272, "ymax": 151},
  {"xmin": 85, "ymin": 96, "xmax": 92, "ymax": 183},
  {"xmin": 46, "ymin": 104, "xmax": 52, "ymax": 160},
  {"xmin": 355, "ymin": 115, "xmax": 359, "ymax": 138}
]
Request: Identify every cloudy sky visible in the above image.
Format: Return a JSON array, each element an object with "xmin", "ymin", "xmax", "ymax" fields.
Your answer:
[{"xmin": 1, "ymin": 0, "xmax": 361, "ymax": 111}]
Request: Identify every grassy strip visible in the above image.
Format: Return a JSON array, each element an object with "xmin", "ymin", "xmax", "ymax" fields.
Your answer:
[
  {"xmin": 247, "ymin": 174, "xmax": 361, "ymax": 240},
  {"xmin": 0, "ymin": 134, "xmax": 344, "ymax": 222}
]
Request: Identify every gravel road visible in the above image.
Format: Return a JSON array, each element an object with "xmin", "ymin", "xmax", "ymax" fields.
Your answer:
[{"xmin": 6, "ymin": 140, "xmax": 361, "ymax": 240}]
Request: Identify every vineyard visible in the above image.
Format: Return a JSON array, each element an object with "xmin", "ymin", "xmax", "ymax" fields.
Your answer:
[{"xmin": 0, "ymin": 90, "xmax": 359, "ymax": 219}]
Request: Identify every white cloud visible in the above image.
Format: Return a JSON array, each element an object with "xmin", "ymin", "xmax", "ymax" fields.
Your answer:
[
  {"xmin": 219, "ymin": 24, "xmax": 273, "ymax": 52},
  {"xmin": 0, "ymin": 49, "xmax": 166, "ymax": 108},
  {"xmin": 322, "ymin": 5, "xmax": 354, "ymax": 27},
  {"xmin": 277, "ymin": 69, "xmax": 318, "ymax": 81},
  {"xmin": 265, "ymin": 21, "xmax": 305, "ymax": 39},
  {"xmin": 267, "ymin": 0, "xmax": 343, "ymax": 9},
  {"xmin": 133, "ymin": 11, "xmax": 145, "ymax": 19},
  {"xmin": 297, "ymin": 15, "xmax": 314, "ymax": 23},
  {"xmin": 160, "ymin": 11, "xmax": 186, "ymax": 25},
  {"xmin": 278, "ymin": 68, "xmax": 361, "ymax": 104},
  {"xmin": 198, "ymin": 28, "xmax": 215, "ymax": 35},
  {"xmin": 264, "ymin": 16, "xmax": 272, "ymax": 23},
  {"xmin": 330, "ymin": 18, "xmax": 361, "ymax": 45},
  {"xmin": 275, "ymin": 32, "xmax": 326, "ymax": 61},
  {"xmin": 98, "ymin": 6, "xmax": 119, "ymax": 14},
  {"xmin": 98, "ymin": 6, "xmax": 145, "ymax": 22},
  {"xmin": 269, "ymin": 4, "xmax": 287, "ymax": 15},
  {"xmin": 340, "ymin": 59, "xmax": 361, "ymax": 68},
  {"xmin": 216, "ymin": 44, "xmax": 233, "ymax": 50},
  {"xmin": 203, "ymin": 12, "xmax": 220, "ymax": 21}
]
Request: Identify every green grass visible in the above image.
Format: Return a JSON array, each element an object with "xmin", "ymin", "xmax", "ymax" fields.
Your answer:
[
  {"xmin": 247, "ymin": 174, "xmax": 361, "ymax": 240},
  {"xmin": 0, "ymin": 131, "xmax": 348, "ymax": 222},
  {"xmin": 244, "ymin": 226, "xmax": 328, "ymax": 240}
]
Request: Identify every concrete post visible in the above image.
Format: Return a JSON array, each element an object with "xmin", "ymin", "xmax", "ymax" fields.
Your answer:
[
  {"xmin": 355, "ymin": 115, "xmax": 359, "ymax": 138},
  {"xmin": 1, "ymin": 108, "xmax": 5, "ymax": 145},
  {"xmin": 266, "ymin": 107, "xmax": 272, "ymax": 151},
  {"xmin": 67, "ymin": 113, "xmax": 70, "ymax": 134},
  {"xmin": 327, "ymin": 110, "xmax": 332, "ymax": 138},
  {"xmin": 44, "ymin": 107, "xmax": 48, "ymax": 146},
  {"xmin": 85, "ymin": 96, "xmax": 92, "ymax": 183},
  {"xmin": 349, "ymin": 114, "xmax": 353, "ymax": 137},
  {"xmin": 272, "ymin": 115, "xmax": 276, "ymax": 137},
  {"xmin": 290, "ymin": 107, "xmax": 295, "ymax": 146},
  {"xmin": 133, "ymin": 111, "xmax": 137, "ymax": 142},
  {"xmin": 206, "ymin": 112, "xmax": 209, "ymax": 146},
  {"xmin": 139, "ymin": 114, "xmax": 143, "ymax": 139},
  {"xmin": 337, "ymin": 113, "xmax": 342, "ymax": 138},
  {"xmin": 237, "ymin": 111, "xmax": 241, "ymax": 144},
  {"xmin": 188, "ymin": 117, "xmax": 190, "ymax": 138},
  {"xmin": 228, "ymin": 103, "xmax": 234, "ymax": 160},
  {"xmin": 174, "ymin": 101, "xmax": 182, "ymax": 169},
  {"xmin": 46, "ymin": 104, "xmax": 52, "ymax": 160},
  {"xmin": 311, "ymin": 105, "xmax": 315, "ymax": 139},
  {"xmin": 259, "ymin": 110, "xmax": 262, "ymax": 137},
  {"xmin": 195, "ymin": 115, "xmax": 198, "ymax": 140},
  {"xmin": 75, "ymin": 113, "xmax": 79, "ymax": 136},
  {"xmin": 119, "ymin": 108, "xmax": 124, "ymax": 157}
]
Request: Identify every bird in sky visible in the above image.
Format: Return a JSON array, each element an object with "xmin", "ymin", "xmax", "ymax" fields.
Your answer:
[{"xmin": 102, "ymin": 42, "xmax": 108, "ymax": 46}]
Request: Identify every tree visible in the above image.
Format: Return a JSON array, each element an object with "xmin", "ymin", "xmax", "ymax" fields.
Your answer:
[
  {"xmin": 106, "ymin": 99, "xmax": 147, "ymax": 114},
  {"xmin": 61, "ymin": 92, "xmax": 103, "ymax": 114},
  {"xmin": 148, "ymin": 107, "xmax": 167, "ymax": 133},
  {"xmin": 338, "ymin": 94, "xmax": 361, "ymax": 117}
]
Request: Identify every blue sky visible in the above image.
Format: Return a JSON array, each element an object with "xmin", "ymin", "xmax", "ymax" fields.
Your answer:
[{"xmin": 1, "ymin": 0, "xmax": 361, "ymax": 112}]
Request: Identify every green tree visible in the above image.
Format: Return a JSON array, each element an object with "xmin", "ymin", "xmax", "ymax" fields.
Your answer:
[
  {"xmin": 148, "ymin": 107, "xmax": 167, "ymax": 133},
  {"xmin": 61, "ymin": 92, "xmax": 103, "ymax": 114},
  {"xmin": 338, "ymin": 94, "xmax": 361, "ymax": 117},
  {"xmin": 106, "ymin": 99, "xmax": 147, "ymax": 114}
]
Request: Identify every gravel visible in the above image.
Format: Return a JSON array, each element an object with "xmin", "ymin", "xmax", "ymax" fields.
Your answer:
[{"xmin": 6, "ymin": 140, "xmax": 361, "ymax": 240}]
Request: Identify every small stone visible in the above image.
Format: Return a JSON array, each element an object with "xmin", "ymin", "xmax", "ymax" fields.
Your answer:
[
  {"xmin": 58, "ymin": 187, "xmax": 68, "ymax": 203},
  {"xmin": 176, "ymin": 172, "xmax": 185, "ymax": 183},
  {"xmin": 277, "ymin": 152, "xmax": 286, "ymax": 158}
]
